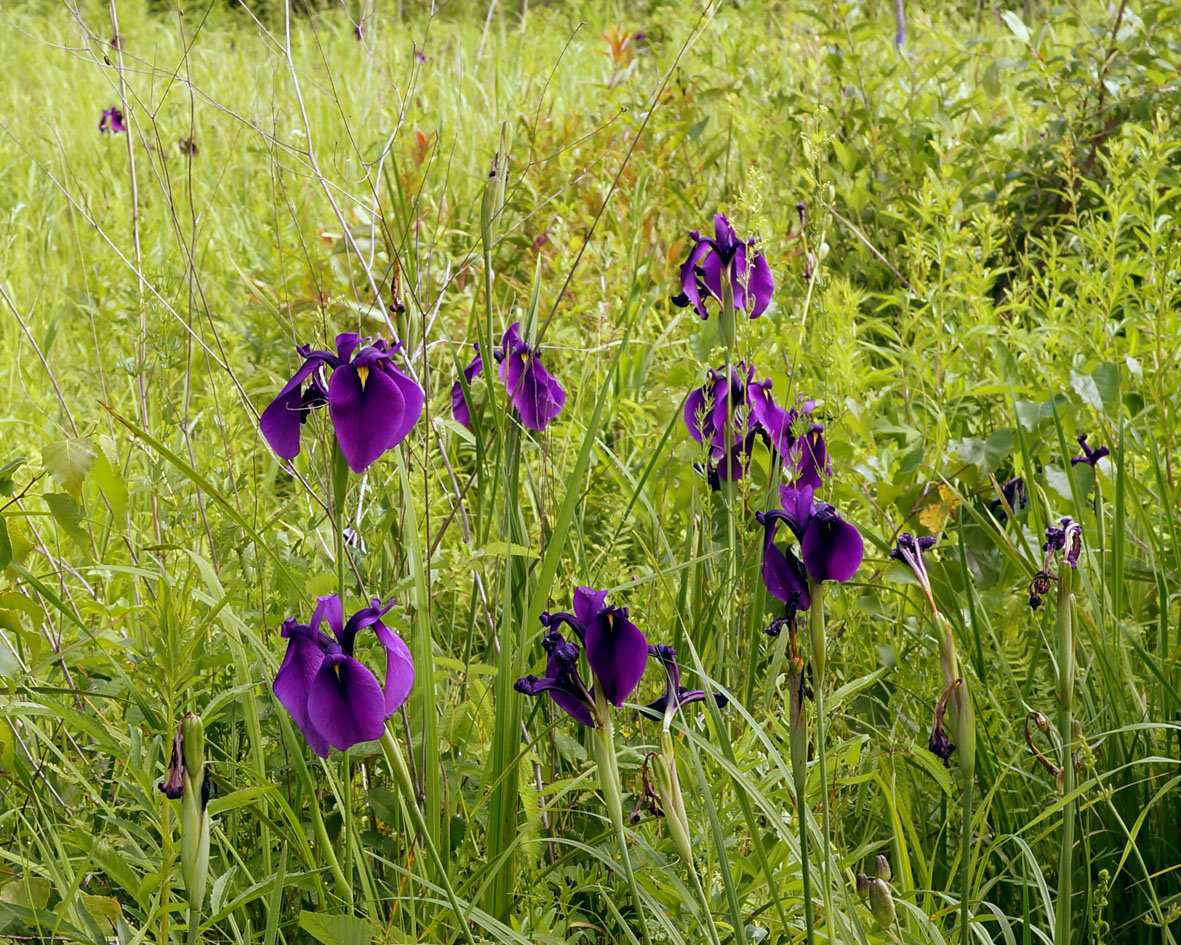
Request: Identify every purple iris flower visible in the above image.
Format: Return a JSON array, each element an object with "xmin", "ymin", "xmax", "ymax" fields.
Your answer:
[
  {"xmin": 515, "ymin": 587, "xmax": 648, "ymax": 725},
  {"xmin": 685, "ymin": 363, "xmax": 756, "ymax": 483},
  {"xmin": 756, "ymin": 485, "xmax": 864, "ymax": 608},
  {"xmin": 640, "ymin": 645, "xmax": 727, "ymax": 721},
  {"xmin": 748, "ymin": 379, "xmax": 830, "ymax": 489},
  {"xmin": 494, "ymin": 322, "xmax": 565, "ymax": 432},
  {"xmin": 1028, "ymin": 517, "xmax": 1083, "ymax": 609},
  {"xmin": 671, "ymin": 214, "xmax": 774, "ymax": 320},
  {"xmin": 273, "ymin": 595, "xmax": 414, "ymax": 757},
  {"xmin": 99, "ymin": 106, "xmax": 126, "ymax": 133},
  {"xmin": 450, "ymin": 345, "xmax": 482, "ymax": 429},
  {"xmin": 1071, "ymin": 434, "xmax": 1109, "ymax": 467},
  {"xmin": 259, "ymin": 332, "xmax": 423, "ymax": 473}
]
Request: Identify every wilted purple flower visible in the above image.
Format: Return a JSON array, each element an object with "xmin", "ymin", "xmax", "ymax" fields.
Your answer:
[
  {"xmin": 628, "ymin": 753, "xmax": 663, "ymax": 823},
  {"xmin": 158, "ymin": 727, "xmax": 186, "ymax": 799},
  {"xmin": 1071, "ymin": 434, "xmax": 1109, "ymax": 467},
  {"xmin": 273, "ymin": 595, "xmax": 414, "ymax": 757},
  {"xmin": 989, "ymin": 477, "xmax": 1027, "ymax": 521},
  {"xmin": 1043, "ymin": 517, "xmax": 1082, "ymax": 569},
  {"xmin": 99, "ymin": 106, "xmax": 126, "ymax": 133},
  {"xmin": 671, "ymin": 214, "xmax": 774, "ymax": 320},
  {"xmin": 450, "ymin": 345, "xmax": 482, "ymax": 429},
  {"xmin": 890, "ymin": 532, "xmax": 938, "ymax": 610},
  {"xmin": 762, "ymin": 485, "xmax": 865, "ymax": 587},
  {"xmin": 515, "ymin": 587, "xmax": 648, "ymax": 725},
  {"xmin": 259, "ymin": 332, "xmax": 423, "ymax": 473},
  {"xmin": 929, "ymin": 680, "xmax": 961, "ymax": 767},
  {"xmin": 640, "ymin": 645, "xmax": 727, "ymax": 721},
  {"xmin": 494, "ymin": 322, "xmax": 565, "ymax": 432}
]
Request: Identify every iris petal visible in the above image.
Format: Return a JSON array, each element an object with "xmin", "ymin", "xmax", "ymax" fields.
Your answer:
[
  {"xmin": 328, "ymin": 363, "xmax": 409, "ymax": 473},
  {"xmin": 272, "ymin": 622, "xmax": 329, "ymax": 757},
  {"xmin": 306, "ymin": 653, "xmax": 388, "ymax": 754},
  {"xmin": 756, "ymin": 513, "xmax": 812, "ymax": 610},
  {"xmin": 801, "ymin": 510, "xmax": 864, "ymax": 584},
  {"xmin": 747, "ymin": 251, "xmax": 774, "ymax": 318},
  {"xmin": 259, "ymin": 356, "xmax": 328, "ymax": 460},
  {"xmin": 584, "ymin": 608, "xmax": 648, "ymax": 706}
]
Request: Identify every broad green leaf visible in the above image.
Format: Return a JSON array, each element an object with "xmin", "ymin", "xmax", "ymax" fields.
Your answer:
[
  {"xmin": 42, "ymin": 439, "xmax": 95, "ymax": 497},
  {"xmin": 44, "ymin": 493, "xmax": 89, "ymax": 547},
  {"xmin": 298, "ymin": 911, "xmax": 375, "ymax": 945}
]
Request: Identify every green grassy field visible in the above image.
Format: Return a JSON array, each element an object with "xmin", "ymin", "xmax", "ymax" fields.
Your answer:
[{"xmin": 1, "ymin": 0, "xmax": 1179, "ymax": 943}]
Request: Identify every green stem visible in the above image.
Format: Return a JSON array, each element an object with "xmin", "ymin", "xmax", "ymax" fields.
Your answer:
[
  {"xmin": 808, "ymin": 581, "xmax": 838, "ymax": 943},
  {"xmin": 186, "ymin": 907, "xmax": 199, "ymax": 945},
  {"xmin": 593, "ymin": 703, "xmax": 654, "ymax": 945},
  {"xmin": 960, "ymin": 770, "xmax": 973, "ymax": 945},
  {"xmin": 788, "ymin": 654, "xmax": 815, "ymax": 945},
  {"xmin": 380, "ymin": 728, "xmax": 478, "ymax": 945},
  {"xmin": 1056, "ymin": 567, "xmax": 1076, "ymax": 945}
]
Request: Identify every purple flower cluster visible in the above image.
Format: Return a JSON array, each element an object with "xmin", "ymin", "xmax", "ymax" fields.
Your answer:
[
  {"xmin": 672, "ymin": 214, "xmax": 774, "ymax": 321},
  {"xmin": 684, "ymin": 366, "xmax": 829, "ymax": 489},
  {"xmin": 451, "ymin": 323, "xmax": 566, "ymax": 432}
]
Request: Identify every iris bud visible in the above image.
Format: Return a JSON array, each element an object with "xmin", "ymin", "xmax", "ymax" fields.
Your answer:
[
  {"xmin": 868, "ymin": 877, "xmax": 896, "ymax": 930},
  {"xmin": 855, "ymin": 873, "xmax": 870, "ymax": 899},
  {"xmin": 178, "ymin": 713, "xmax": 210, "ymax": 912},
  {"xmin": 875, "ymin": 854, "xmax": 892, "ymax": 881}
]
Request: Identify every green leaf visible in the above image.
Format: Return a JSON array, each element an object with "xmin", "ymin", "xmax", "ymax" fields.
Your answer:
[
  {"xmin": 91, "ymin": 435, "xmax": 127, "ymax": 525},
  {"xmin": 0, "ymin": 519, "xmax": 10, "ymax": 569},
  {"xmin": 1091, "ymin": 362, "xmax": 1120, "ymax": 409},
  {"xmin": 44, "ymin": 493, "xmax": 89, "ymax": 547},
  {"xmin": 1000, "ymin": 10, "xmax": 1030, "ymax": 43},
  {"xmin": 0, "ymin": 458, "xmax": 26, "ymax": 497},
  {"xmin": 1069, "ymin": 370, "xmax": 1103, "ymax": 411},
  {"xmin": 297, "ymin": 911, "xmax": 375, "ymax": 945},
  {"xmin": 42, "ymin": 439, "xmax": 95, "ymax": 498}
]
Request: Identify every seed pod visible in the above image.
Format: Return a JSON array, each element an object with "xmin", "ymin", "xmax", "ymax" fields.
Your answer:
[
  {"xmin": 855, "ymin": 873, "xmax": 870, "ymax": 899},
  {"xmin": 868, "ymin": 877, "xmax": 896, "ymax": 930},
  {"xmin": 875, "ymin": 854, "xmax": 892, "ymax": 882}
]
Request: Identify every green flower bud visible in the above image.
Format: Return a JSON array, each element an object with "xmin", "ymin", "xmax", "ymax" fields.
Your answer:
[
  {"xmin": 875, "ymin": 854, "xmax": 892, "ymax": 882},
  {"xmin": 177, "ymin": 714, "xmax": 210, "ymax": 912},
  {"xmin": 181, "ymin": 712, "xmax": 204, "ymax": 783},
  {"xmin": 855, "ymin": 873, "xmax": 870, "ymax": 899},
  {"xmin": 868, "ymin": 878, "xmax": 895, "ymax": 930}
]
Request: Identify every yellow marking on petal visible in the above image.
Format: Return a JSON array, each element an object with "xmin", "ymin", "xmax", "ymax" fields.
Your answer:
[
  {"xmin": 520, "ymin": 352, "xmax": 530, "ymax": 365},
  {"xmin": 333, "ymin": 663, "xmax": 342, "ymax": 680},
  {"xmin": 357, "ymin": 366, "xmax": 370, "ymax": 390}
]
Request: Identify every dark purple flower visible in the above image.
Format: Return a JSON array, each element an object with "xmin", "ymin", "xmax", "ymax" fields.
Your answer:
[
  {"xmin": 450, "ymin": 345, "xmax": 482, "ymax": 429},
  {"xmin": 273, "ymin": 595, "xmax": 414, "ymax": 757},
  {"xmin": 494, "ymin": 323, "xmax": 565, "ymax": 432},
  {"xmin": 1071, "ymin": 434, "xmax": 1109, "ymax": 467},
  {"xmin": 989, "ymin": 477, "xmax": 1027, "ymax": 521},
  {"xmin": 929, "ymin": 680, "xmax": 960, "ymax": 767},
  {"xmin": 99, "ymin": 106, "xmax": 126, "ymax": 133},
  {"xmin": 259, "ymin": 332, "xmax": 423, "ymax": 473},
  {"xmin": 671, "ymin": 214, "xmax": 774, "ymax": 320},
  {"xmin": 685, "ymin": 363, "xmax": 755, "ymax": 482},
  {"xmin": 640, "ymin": 644, "xmax": 727, "ymax": 721},
  {"xmin": 158, "ymin": 727, "xmax": 185, "ymax": 799},
  {"xmin": 748, "ymin": 380, "xmax": 830, "ymax": 489},
  {"xmin": 516, "ymin": 587, "xmax": 648, "ymax": 724},
  {"xmin": 758, "ymin": 485, "xmax": 864, "ymax": 595}
]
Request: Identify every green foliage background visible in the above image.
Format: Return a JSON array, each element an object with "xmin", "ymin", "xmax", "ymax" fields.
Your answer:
[{"xmin": 0, "ymin": 0, "xmax": 1178, "ymax": 942}]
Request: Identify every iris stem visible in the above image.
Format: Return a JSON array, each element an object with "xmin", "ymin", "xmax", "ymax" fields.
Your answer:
[
  {"xmin": 592, "ymin": 700, "xmax": 654, "ymax": 945},
  {"xmin": 380, "ymin": 728, "xmax": 477, "ymax": 945},
  {"xmin": 1055, "ymin": 566, "xmax": 1076, "ymax": 945},
  {"xmin": 788, "ymin": 655, "xmax": 815, "ymax": 945},
  {"xmin": 807, "ymin": 581, "xmax": 838, "ymax": 943}
]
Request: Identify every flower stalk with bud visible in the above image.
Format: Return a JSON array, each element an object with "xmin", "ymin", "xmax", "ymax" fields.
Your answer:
[
  {"xmin": 890, "ymin": 534, "xmax": 975, "ymax": 945},
  {"xmin": 159, "ymin": 713, "xmax": 210, "ymax": 945}
]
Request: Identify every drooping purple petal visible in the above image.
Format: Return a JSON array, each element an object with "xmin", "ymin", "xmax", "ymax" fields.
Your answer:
[
  {"xmin": 371, "ymin": 621, "xmax": 415, "ymax": 713},
  {"xmin": 746, "ymin": 250, "xmax": 775, "ymax": 318},
  {"xmin": 451, "ymin": 347, "xmax": 483, "ymax": 429},
  {"xmin": 306, "ymin": 652, "xmax": 389, "ymax": 754},
  {"xmin": 327, "ymin": 362, "xmax": 409, "ymax": 473},
  {"xmin": 748, "ymin": 380, "xmax": 794, "ymax": 456},
  {"xmin": 514, "ymin": 629, "xmax": 595, "ymax": 726},
  {"xmin": 800, "ymin": 506, "xmax": 864, "ymax": 584},
  {"xmin": 790, "ymin": 424, "xmax": 829, "ymax": 490},
  {"xmin": 756, "ymin": 512, "xmax": 811, "ymax": 611},
  {"xmin": 259, "ymin": 356, "xmax": 330, "ymax": 461},
  {"xmin": 672, "ymin": 240, "xmax": 713, "ymax": 319},
  {"xmin": 583, "ymin": 605, "xmax": 648, "ymax": 706},
  {"xmin": 272, "ymin": 620, "xmax": 330, "ymax": 757},
  {"xmin": 500, "ymin": 325, "xmax": 565, "ymax": 432}
]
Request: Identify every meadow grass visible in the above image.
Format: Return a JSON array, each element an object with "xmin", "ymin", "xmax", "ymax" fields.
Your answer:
[{"xmin": 0, "ymin": 0, "xmax": 1179, "ymax": 943}]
